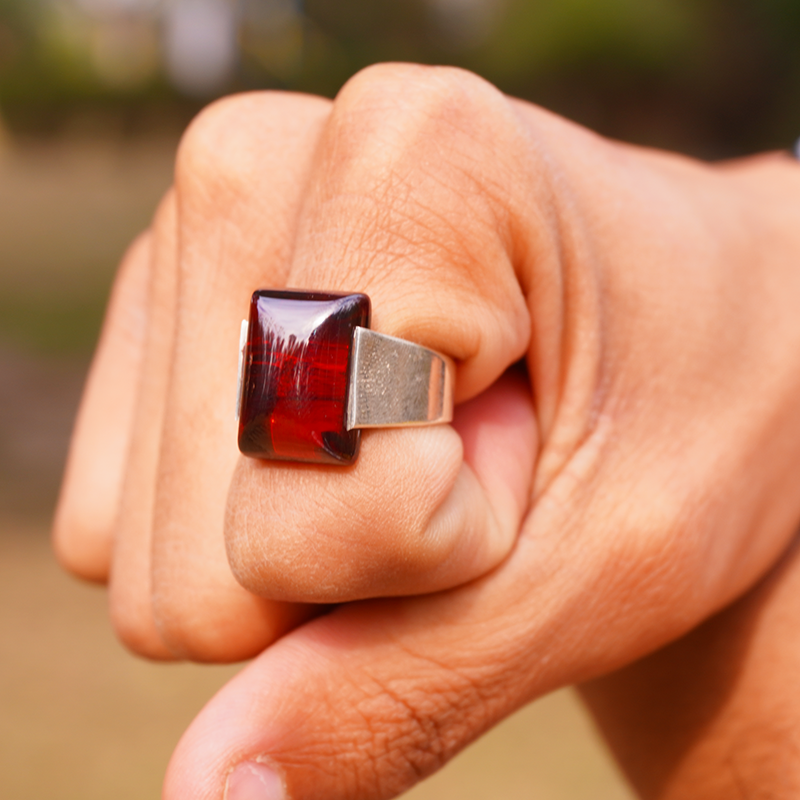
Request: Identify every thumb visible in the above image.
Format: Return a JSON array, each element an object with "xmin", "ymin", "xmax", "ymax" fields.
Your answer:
[
  {"xmin": 164, "ymin": 375, "xmax": 542, "ymax": 800},
  {"xmin": 163, "ymin": 588, "xmax": 540, "ymax": 800}
]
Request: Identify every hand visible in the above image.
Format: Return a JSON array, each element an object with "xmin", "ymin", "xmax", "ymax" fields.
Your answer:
[
  {"xmin": 53, "ymin": 63, "xmax": 800, "ymax": 798},
  {"xmin": 582, "ymin": 531, "xmax": 800, "ymax": 798}
]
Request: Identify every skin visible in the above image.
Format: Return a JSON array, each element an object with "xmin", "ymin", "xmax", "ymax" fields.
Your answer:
[
  {"xmin": 52, "ymin": 63, "xmax": 800, "ymax": 798},
  {"xmin": 582, "ymin": 530, "xmax": 800, "ymax": 798}
]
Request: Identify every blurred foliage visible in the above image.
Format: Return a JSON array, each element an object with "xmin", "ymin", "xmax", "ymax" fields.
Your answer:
[
  {"xmin": 0, "ymin": 0, "xmax": 799, "ymax": 155},
  {"xmin": 0, "ymin": 0, "xmax": 189, "ymax": 134}
]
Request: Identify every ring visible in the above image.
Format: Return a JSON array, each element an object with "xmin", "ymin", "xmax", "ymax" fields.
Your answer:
[{"xmin": 236, "ymin": 290, "xmax": 455, "ymax": 465}]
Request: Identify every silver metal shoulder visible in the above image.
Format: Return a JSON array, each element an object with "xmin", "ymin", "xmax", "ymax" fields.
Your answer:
[
  {"xmin": 346, "ymin": 327, "xmax": 455, "ymax": 430},
  {"xmin": 236, "ymin": 319, "xmax": 248, "ymax": 421}
]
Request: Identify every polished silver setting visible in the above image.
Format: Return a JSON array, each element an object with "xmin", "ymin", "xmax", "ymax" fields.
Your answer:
[
  {"xmin": 346, "ymin": 327, "xmax": 454, "ymax": 430},
  {"xmin": 235, "ymin": 319, "xmax": 248, "ymax": 421},
  {"xmin": 794, "ymin": 137, "xmax": 800, "ymax": 160}
]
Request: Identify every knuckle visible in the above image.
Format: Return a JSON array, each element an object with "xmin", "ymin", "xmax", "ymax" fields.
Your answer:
[
  {"xmin": 337, "ymin": 62, "xmax": 496, "ymax": 124},
  {"xmin": 175, "ymin": 91, "xmax": 328, "ymax": 211},
  {"xmin": 175, "ymin": 93, "xmax": 258, "ymax": 202},
  {"xmin": 329, "ymin": 63, "xmax": 512, "ymax": 170},
  {"xmin": 314, "ymin": 64, "xmax": 525, "ymax": 343}
]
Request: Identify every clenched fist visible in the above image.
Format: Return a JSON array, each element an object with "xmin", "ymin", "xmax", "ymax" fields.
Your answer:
[{"xmin": 53, "ymin": 64, "xmax": 800, "ymax": 799}]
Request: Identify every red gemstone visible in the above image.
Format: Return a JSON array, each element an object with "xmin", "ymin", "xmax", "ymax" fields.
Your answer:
[{"xmin": 238, "ymin": 290, "xmax": 371, "ymax": 465}]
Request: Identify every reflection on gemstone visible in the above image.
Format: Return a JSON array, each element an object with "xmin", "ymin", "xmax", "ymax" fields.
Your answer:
[{"xmin": 238, "ymin": 290, "xmax": 370, "ymax": 465}]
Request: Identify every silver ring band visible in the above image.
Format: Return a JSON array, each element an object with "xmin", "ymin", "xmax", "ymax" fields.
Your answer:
[{"xmin": 347, "ymin": 327, "xmax": 454, "ymax": 430}]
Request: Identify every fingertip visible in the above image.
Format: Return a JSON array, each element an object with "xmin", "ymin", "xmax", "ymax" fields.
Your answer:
[
  {"xmin": 453, "ymin": 367, "xmax": 538, "ymax": 533},
  {"xmin": 153, "ymin": 586, "xmax": 317, "ymax": 663},
  {"xmin": 108, "ymin": 574, "xmax": 181, "ymax": 661},
  {"xmin": 413, "ymin": 369, "xmax": 538, "ymax": 588},
  {"xmin": 52, "ymin": 499, "xmax": 114, "ymax": 584},
  {"xmin": 162, "ymin": 602, "xmax": 506, "ymax": 800}
]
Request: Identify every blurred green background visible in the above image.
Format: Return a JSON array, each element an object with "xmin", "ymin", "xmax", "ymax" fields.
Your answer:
[{"xmin": 1, "ymin": 1, "xmax": 798, "ymax": 798}]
